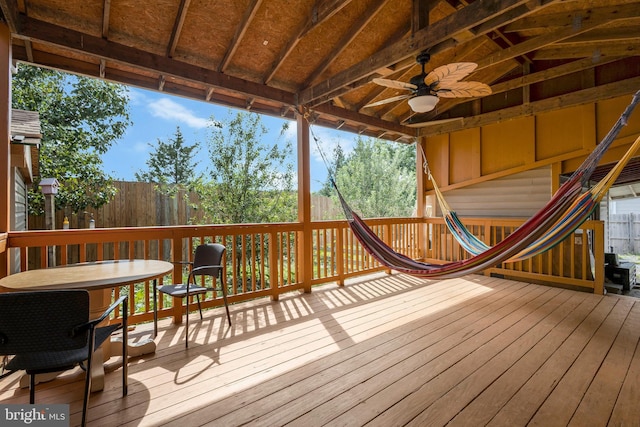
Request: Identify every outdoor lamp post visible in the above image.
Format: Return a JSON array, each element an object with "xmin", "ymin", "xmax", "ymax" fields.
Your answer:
[{"xmin": 40, "ymin": 178, "xmax": 60, "ymax": 267}]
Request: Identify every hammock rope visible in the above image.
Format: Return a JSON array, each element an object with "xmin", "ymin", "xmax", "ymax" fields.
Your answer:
[{"xmin": 307, "ymin": 89, "xmax": 640, "ymax": 279}]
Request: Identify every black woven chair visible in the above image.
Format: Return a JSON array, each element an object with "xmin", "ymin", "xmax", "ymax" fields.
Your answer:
[
  {"xmin": 154, "ymin": 243, "xmax": 231, "ymax": 348},
  {"xmin": 0, "ymin": 290, "xmax": 128, "ymax": 427}
]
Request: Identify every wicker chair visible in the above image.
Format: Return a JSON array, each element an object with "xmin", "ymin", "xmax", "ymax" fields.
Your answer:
[{"xmin": 0, "ymin": 289, "xmax": 128, "ymax": 427}]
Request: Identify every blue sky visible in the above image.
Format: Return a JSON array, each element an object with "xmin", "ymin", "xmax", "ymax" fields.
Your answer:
[{"xmin": 102, "ymin": 86, "xmax": 357, "ymax": 192}]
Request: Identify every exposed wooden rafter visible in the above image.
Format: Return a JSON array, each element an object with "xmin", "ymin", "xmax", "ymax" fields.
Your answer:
[
  {"xmin": 166, "ymin": 0, "xmax": 191, "ymax": 58},
  {"xmin": 305, "ymin": 0, "xmax": 391, "ymax": 86},
  {"xmin": 102, "ymin": 0, "xmax": 111, "ymax": 39},
  {"xmin": 300, "ymin": 0, "xmax": 558, "ymax": 107},
  {"xmin": 263, "ymin": 0, "xmax": 353, "ymax": 84},
  {"xmin": 16, "ymin": 17, "xmax": 295, "ymax": 106},
  {"xmin": 219, "ymin": 0, "xmax": 263, "ymax": 73}
]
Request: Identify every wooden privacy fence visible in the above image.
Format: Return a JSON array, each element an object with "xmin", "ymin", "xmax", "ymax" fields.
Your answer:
[
  {"xmin": 607, "ymin": 213, "xmax": 640, "ymax": 254},
  {"xmin": 29, "ymin": 181, "xmax": 340, "ymax": 231},
  {"xmin": 29, "ymin": 181, "xmax": 205, "ymax": 231}
]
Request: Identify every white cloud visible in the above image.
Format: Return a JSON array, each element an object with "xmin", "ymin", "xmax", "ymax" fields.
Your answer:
[
  {"xmin": 127, "ymin": 89, "xmax": 148, "ymax": 106},
  {"xmin": 147, "ymin": 97, "xmax": 209, "ymax": 129},
  {"xmin": 283, "ymin": 121, "xmax": 355, "ymax": 164}
]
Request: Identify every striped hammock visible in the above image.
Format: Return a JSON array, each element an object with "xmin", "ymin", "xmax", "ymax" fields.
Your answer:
[
  {"xmin": 426, "ymin": 134, "xmax": 640, "ymax": 263},
  {"xmin": 334, "ymin": 90, "xmax": 640, "ymax": 279}
]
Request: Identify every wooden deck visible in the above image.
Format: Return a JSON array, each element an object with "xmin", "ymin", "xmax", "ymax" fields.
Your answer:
[{"xmin": 2, "ymin": 273, "xmax": 640, "ymax": 426}]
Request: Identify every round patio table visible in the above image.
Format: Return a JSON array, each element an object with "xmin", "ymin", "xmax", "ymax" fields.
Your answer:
[{"xmin": 0, "ymin": 259, "xmax": 173, "ymax": 391}]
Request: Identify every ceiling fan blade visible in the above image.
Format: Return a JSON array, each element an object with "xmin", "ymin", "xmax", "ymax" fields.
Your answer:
[
  {"xmin": 434, "ymin": 81, "xmax": 492, "ymax": 98},
  {"xmin": 363, "ymin": 93, "xmax": 413, "ymax": 108},
  {"xmin": 404, "ymin": 117, "xmax": 465, "ymax": 128},
  {"xmin": 424, "ymin": 62, "xmax": 478, "ymax": 87},
  {"xmin": 371, "ymin": 78, "xmax": 417, "ymax": 91}
]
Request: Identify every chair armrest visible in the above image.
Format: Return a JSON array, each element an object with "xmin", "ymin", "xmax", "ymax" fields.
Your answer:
[
  {"xmin": 190, "ymin": 265, "xmax": 223, "ymax": 274},
  {"xmin": 73, "ymin": 295, "xmax": 129, "ymax": 335}
]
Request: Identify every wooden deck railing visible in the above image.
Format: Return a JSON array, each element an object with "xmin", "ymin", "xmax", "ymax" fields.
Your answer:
[{"xmin": 1, "ymin": 216, "xmax": 604, "ymax": 327}]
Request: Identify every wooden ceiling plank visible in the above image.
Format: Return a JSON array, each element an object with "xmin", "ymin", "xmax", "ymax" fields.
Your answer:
[
  {"xmin": 18, "ymin": 17, "xmax": 296, "ymax": 105},
  {"xmin": 264, "ymin": 0, "xmax": 352, "ymax": 84},
  {"xmin": 475, "ymin": 3, "xmax": 640, "ymax": 71},
  {"xmin": 102, "ymin": 0, "xmax": 111, "ymax": 39},
  {"xmin": 166, "ymin": 0, "xmax": 191, "ymax": 58},
  {"xmin": 305, "ymin": 0, "xmax": 391, "ymax": 86},
  {"xmin": 417, "ymin": 75, "xmax": 640, "ymax": 136},
  {"xmin": 300, "ymin": 0, "xmax": 557, "ymax": 106},
  {"xmin": 219, "ymin": 0, "xmax": 263, "ymax": 73}
]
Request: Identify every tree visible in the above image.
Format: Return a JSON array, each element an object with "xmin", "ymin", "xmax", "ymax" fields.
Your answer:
[
  {"xmin": 135, "ymin": 126, "xmax": 201, "ymax": 189},
  {"xmin": 195, "ymin": 111, "xmax": 296, "ymax": 224},
  {"xmin": 317, "ymin": 143, "xmax": 346, "ymax": 197},
  {"xmin": 11, "ymin": 65, "xmax": 131, "ymax": 215},
  {"xmin": 333, "ymin": 137, "xmax": 416, "ymax": 218}
]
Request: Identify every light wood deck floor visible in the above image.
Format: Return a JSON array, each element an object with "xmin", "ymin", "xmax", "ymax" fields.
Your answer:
[{"xmin": 2, "ymin": 273, "xmax": 640, "ymax": 426}]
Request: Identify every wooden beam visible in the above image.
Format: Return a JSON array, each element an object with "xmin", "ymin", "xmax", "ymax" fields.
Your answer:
[
  {"xmin": 417, "ymin": 76, "xmax": 640, "ymax": 137},
  {"xmin": 412, "ymin": 0, "xmax": 432, "ymax": 35},
  {"xmin": 166, "ymin": 0, "xmax": 191, "ymax": 58},
  {"xmin": 219, "ymin": 0, "xmax": 263, "ymax": 73},
  {"xmin": 300, "ymin": 0, "xmax": 555, "ymax": 106},
  {"xmin": 475, "ymin": 3, "xmax": 640, "ymax": 71},
  {"xmin": 503, "ymin": 3, "xmax": 640, "ymax": 33},
  {"xmin": 305, "ymin": 0, "xmax": 390, "ymax": 86},
  {"xmin": 301, "ymin": 0, "xmax": 355, "ymax": 38},
  {"xmin": 493, "ymin": 56, "xmax": 623, "ymax": 94},
  {"xmin": 17, "ymin": 17, "xmax": 296, "ymax": 105},
  {"xmin": 313, "ymin": 102, "xmax": 416, "ymax": 137},
  {"xmin": 102, "ymin": 0, "xmax": 111, "ymax": 39},
  {"xmin": 532, "ymin": 41, "xmax": 640, "ymax": 60}
]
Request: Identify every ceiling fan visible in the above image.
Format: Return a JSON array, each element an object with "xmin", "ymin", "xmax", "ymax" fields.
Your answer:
[{"xmin": 364, "ymin": 52, "xmax": 492, "ymax": 113}]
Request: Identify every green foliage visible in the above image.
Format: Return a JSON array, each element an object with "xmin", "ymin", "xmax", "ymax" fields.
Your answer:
[
  {"xmin": 195, "ymin": 111, "xmax": 296, "ymax": 224},
  {"xmin": 333, "ymin": 137, "xmax": 416, "ymax": 218},
  {"xmin": 135, "ymin": 126, "xmax": 201, "ymax": 194},
  {"xmin": 12, "ymin": 65, "xmax": 131, "ymax": 214}
]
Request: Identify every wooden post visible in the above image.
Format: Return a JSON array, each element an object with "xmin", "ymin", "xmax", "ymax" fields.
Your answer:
[
  {"xmin": 593, "ymin": 220, "xmax": 605, "ymax": 295},
  {"xmin": 297, "ymin": 109, "xmax": 312, "ymax": 293},
  {"xmin": 0, "ymin": 23, "xmax": 11, "ymax": 278},
  {"xmin": 416, "ymin": 137, "xmax": 426, "ymax": 261}
]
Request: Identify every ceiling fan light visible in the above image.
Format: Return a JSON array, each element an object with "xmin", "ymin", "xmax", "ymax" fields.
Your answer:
[{"xmin": 408, "ymin": 95, "xmax": 439, "ymax": 113}]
